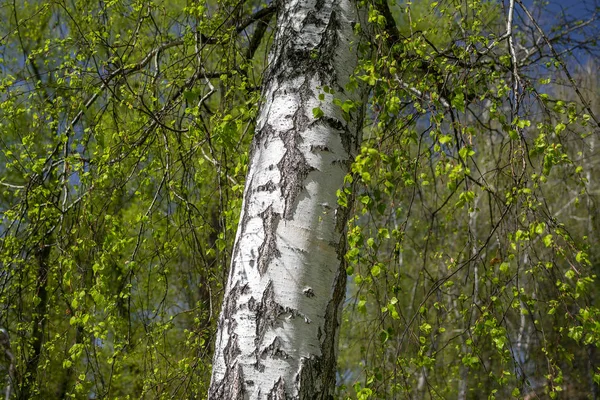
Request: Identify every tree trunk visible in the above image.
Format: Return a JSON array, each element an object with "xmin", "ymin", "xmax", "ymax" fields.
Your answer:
[
  {"xmin": 208, "ymin": 0, "xmax": 366, "ymax": 398},
  {"xmin": 21, "ymin": 243, "xmax": 50, "ymax": 400}
]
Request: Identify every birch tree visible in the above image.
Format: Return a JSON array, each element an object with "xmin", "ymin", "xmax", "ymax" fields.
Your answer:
[{"xmin": 208, "ymin": 0, "xmax": 368, "ymax": 398}]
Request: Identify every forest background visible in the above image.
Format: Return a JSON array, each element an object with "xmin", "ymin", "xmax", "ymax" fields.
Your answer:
[{"xmin": 0, "ymin": 0, "xmax": 599, "ymax": 398}]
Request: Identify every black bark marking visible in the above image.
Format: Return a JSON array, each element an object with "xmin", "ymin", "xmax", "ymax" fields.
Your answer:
[
  {"xmin": 222, "ymin": 281, "xmax": 242, "ymax": 326},
  {"xmin": 267, "ymin": 377, "xmax": 287, "ymax": 400},
  {"xmin": 257, "ymin": 180, "xmax": 277, "ymax": 192},
  {"xmin": 260, "ymin": 336, "xmax": 291, "ymax": 360},
  {"xmin": 279, "ymin": 112, "xmax": 314, "ymax": 219},
  {"xmin": 319, "ymin": 116, "xmax": 347, "ymax": 132},
  {"xmin": 224, "ymin": 333, "xmax": 241, "ymax": 366},
  {"xmin": 304, "ymin": 12, "xmax": 327, "ymax": 29},
  {"xmin": 303, "ymin": 287, "xmax": 315, "ymax": 297},
  {"xmin": 314, "ymin": 0, "xmax": 326, "ymax": 12},
  {"xmin": 276, "ymin": 9, "xmax": 339, "ymax": 84},
  {"xmin": 255, "ymin": 281, "xmax": 308, "ymax": 348},
  {"xmin": 296, "ymin": 356, "xmax": 325, "ymax": 400},
  {"xmin": 255, "ymin": 281, "xmax": 282, "ymax": 347},
  {"xmin": 209, "ymin": 362, "xmax": 245, "ymax": 400},
  {"xmin": 310, "ymin": 144, "xmax": 331, "ymax": 152},
  {"xmin": 248, "ymin": 296, "xmax": 258, "ymax": 312},
  {"xmin": 317, "ymin": 266, "xmax": 346, "ymax": 392},
  {"xmin": 254, "ymin": 358, "xmax": 266, "ymax": 373},
  {"xmin": 260, "ymin": 122, "xmax": 276, "ymax": 142},
  {"xmin": 257, "ymin": 206, "xmax": 281, "ymax": 275}
]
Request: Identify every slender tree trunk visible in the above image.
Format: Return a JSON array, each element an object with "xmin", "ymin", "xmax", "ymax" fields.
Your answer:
[
  {"xmin": 0, "ymin": 329, "xmax": 15, "ymax": 400},
  {"xmin": 208, "ymin": 0, "xmax": 366, "ymax": 398},
  {"xmin": 21, "ymin": 243, "xmax": 50, "ymax": 400},
  {"xmin": 57, "ymin": 325, "xmax": 83, "ymax": 399}
]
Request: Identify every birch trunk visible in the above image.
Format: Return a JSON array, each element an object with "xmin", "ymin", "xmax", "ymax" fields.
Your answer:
[{"xmin": 208, "ymin": 0, "xmax": 366, "ymax": 398}]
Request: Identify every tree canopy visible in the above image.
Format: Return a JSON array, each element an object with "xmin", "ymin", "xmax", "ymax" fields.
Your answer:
[{"xmin": 0, "ymin": 0, "xmax": 599, "ymax": 398}]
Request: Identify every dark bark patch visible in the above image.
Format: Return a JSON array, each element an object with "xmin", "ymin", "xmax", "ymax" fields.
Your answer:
[
  {"xmin": 303, "ymin": 287, "xmax": 315, "ymax": 297},
  {"xmin": 257, "ymin": 206, "xmax": 281, "ymax": 275},
  {"xmin": 310, "ymin": 144, "xmax": 330, "ymax": 153},
  {"xmin": 279, "ymin": 112, "xmax": 314, "ymax": 219},
  {"xmin": 224, "ymin": 333, "xmax": 241, "ymax": 366},
  {"xmin": 260, "ymin": 336, "xmax": 291, "ymax": 360},
  {"xmin": 255, "ymin": 281, "xmax": 282, "ymax": 347},
  {"xmin": 257, "ymin": 180, "xmax": 277, "ymax": 192},
  {"xmin": 222, "ymin": 281, "xmax": 242, "ymax": 330},
  {"xmin": 319, "ymin": 116, "xmax": 346, "ymax": 132},
  {"xmin": 248, "ymin": 296, "xmax": 258, "ymax": 312},
  {"xmin": 253, "ymin": 359, "xmax": 266, "ymax": 373},
  {"xmin": 314, "ymin": 0, "xmax": 326, "ymax": 12},
  {"xmin": 255, "ymin": 281, "xmax": 307, "ymax": 348},
  {"xmin": 296, "ymin": 356, "xmax": 326, "ymax": 400},
  {"xmin": 256, "ymin": 122, "xmax": 276, "ymax": 150},
  {"xmin": 209, "ymin": 362, "xmax": 245, "ymax": 400},
  {"xmin": 304, "ymin": 12, "xmax": 327, "ymax": 29},
  {"xmin": 267, "ymin": 377, "xmax": 287, "ymax": 400}
]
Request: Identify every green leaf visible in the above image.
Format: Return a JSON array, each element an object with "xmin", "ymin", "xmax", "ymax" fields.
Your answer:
[
  {"xmin": 439, "ymin": 135, "xmax": 452, "ymax": 144},
  {"xmin": 516, "ymin": 118, "xmax": 531, "ymax": 128},
  {"xmin": 371, "ymin": 264, "xmax": 381, "ymax": 277},
  {"xmin": 451, "ymin": 92, "xmax": 465, "ymax": 112},
  {"xmin": 312, "ymin": 107, "xmax": 324, "ymax": 119}
]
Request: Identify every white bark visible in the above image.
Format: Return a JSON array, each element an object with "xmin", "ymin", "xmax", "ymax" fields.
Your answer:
[{"xmin": 208, "ymin": 1, "xmax": 366, "ymax": 398}]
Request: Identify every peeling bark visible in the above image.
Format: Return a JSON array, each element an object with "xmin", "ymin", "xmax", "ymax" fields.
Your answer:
[{"xmin": 208, "ymin": 0, "xmax": 367, "ymax": 398}]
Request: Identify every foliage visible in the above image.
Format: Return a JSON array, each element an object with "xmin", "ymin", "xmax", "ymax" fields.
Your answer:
[
  {"xmin": 0, "ymin": 0, "xmax": 598, "ymax": 398},
  {"xmin": 0, "ymin": 0, "xmax": 267, "ymax": 397},
  {"xmin": 338, "ymin": 0, "xmax": 600, "ymax": 399}
]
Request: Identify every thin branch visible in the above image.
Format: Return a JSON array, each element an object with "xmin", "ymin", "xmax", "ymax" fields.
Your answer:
[
  {"xmin": 506, "ymin": 0, "xmax": 521, "ymax": 118},
  {"xmin": 394, "ymin": 75, "xmax": 450, "ymax": 109}
]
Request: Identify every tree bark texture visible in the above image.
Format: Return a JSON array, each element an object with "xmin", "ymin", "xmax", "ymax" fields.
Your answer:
[{"xmin": 209, "ymin": 0, "xmax": 366, "ymax": 398}]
